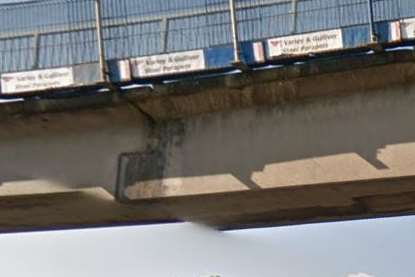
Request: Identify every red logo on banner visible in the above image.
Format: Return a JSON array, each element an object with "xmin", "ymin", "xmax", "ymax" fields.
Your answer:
[
  {"xmin": 270, "ymin": 40, "xmax": 281, "ymax": 47},
  {"xmin": 2, "ymin": 76, "xmax": 14, "ymax": 82}
]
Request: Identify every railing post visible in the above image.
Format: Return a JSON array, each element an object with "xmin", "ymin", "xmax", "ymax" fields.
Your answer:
[
  {"xmin": 290, "ymin": 0, "xmax": 298, "ymax": 34},
  {"xmin": 160, "ymin": 18, "xmax": 169, "ymax": 53},
  {"xmin": 94, "ymin": 0, "xmax": 108, "ymax": 83},
  {"xmin": 229, "ymin": 0, "xmax": 242, "ymax": 65},
  {"xmin": 32, "ymin": 33, "xmax": 41, "ymax": 69},
  {"xmin": 367, "ymin": 0, "xmax": 377, "ymax": 43}
]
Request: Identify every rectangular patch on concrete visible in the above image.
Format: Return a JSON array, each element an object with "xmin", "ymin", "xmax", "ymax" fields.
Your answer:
[{"xmin": 116, "ymin": 152, "xmax": 165, "ymax": 200}]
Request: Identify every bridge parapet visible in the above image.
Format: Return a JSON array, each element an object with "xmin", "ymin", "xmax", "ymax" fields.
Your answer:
[{"xmin": 1, "ymin": 0, "xmax": 415, "ymax": 97}]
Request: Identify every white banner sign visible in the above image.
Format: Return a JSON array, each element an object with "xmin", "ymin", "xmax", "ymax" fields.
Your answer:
[
  {"xmin": 1, "ymin": 67, "xmax": 74, "ymax": 94},
  {"xmin": 131, "ymin": 50, "xmax": 206, "ymax": 78},
  {"xmin": 400, "ymin": 18, "xmax": 415, "ymax": 39},
  {"xmin": 267, "ymin": 29, "xmax": 343, "ymax": 58}
]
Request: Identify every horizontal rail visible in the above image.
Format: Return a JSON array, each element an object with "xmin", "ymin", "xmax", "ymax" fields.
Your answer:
[
  {"xmin": 0, "ymin": 0, "xmax": 292, "ymax": 40},
  {"xmin": 0, "ymin": 0, "xmax": 409, "ymax": 82}
]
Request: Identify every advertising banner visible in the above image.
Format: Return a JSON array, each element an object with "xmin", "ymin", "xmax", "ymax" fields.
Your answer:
[
  {"xmin": 1, "ymin": 67, "xmax": 74, "ymax": 94},
  {"xmin": 400, "ymin": 18, "xmax": 415, "ymax": 39},
  {"xmin": 131, "ymin": 50, "xmax": 206, "ymax": 78},
  {"xmin": 267, "ymin": 29, "xmax": 343, "ymax": 58}
]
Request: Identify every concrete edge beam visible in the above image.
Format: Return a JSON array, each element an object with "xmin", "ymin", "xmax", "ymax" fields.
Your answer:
[
  {"xmin": 0, "ymin": 176, "xmax": 414, "ymax": 233},
  {"xmin": 0, "ymin": 50, "xmax": 414, "ymax": 121}
]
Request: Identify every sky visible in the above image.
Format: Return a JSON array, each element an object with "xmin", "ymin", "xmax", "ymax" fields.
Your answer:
[
  {"xmin": 0, "ymin": 1, "xmax": 414, "ymax": 276},
  {"xmin": 0, "ymin": 216, "xmax": 414, "ymax": 277}
]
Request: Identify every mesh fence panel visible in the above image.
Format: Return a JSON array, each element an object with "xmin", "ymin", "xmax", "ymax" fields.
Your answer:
[
  {"xmin": 372, "ymin": 0, "xmax": 400, "ymax": 22},
  {"xmin": 234, "ymin": 0, "xmax": 409, "ymax": 42},
  {"xmin": 0, "ymin": 0, "xmax": 97, "ymax": 73},
  {"xmin": 101, "ymin": 0, "xmax": 233, "ymax": 60},
  {"xmin": 0, "ymin": 0, "xmax": 415, "ymax": 76}
]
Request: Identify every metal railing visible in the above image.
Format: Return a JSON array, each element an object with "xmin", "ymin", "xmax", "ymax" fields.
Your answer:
[
  {"xmin": 0, "ymin": 0, "xmax": 97, "ymax": 73},
  {"xmin": 0, "ymin": 0, "xmax": 413, "ymax": 77}
]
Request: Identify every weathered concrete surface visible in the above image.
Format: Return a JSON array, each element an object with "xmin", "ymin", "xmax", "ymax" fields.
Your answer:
[
  {"xmin": 122, "ymin": 51, "xmax": 415, "ymax": 199},
  {"xmin": 1, "ymin": 176, "xmax": 415, "ymax": 232},
  {"xmin": 0, "ymin": 101, "xmax": 149, "ymax": 195},
  {"xmin": 134, "ymin": 50, "xmax": 415, "ymax": 120},
  {"xmin": 1, "ymin": 50, "xmax": 415, "ymax": 232},
  {"xmin": 125, "ymin": 86, "xmax": 415, "ymax": 198}
]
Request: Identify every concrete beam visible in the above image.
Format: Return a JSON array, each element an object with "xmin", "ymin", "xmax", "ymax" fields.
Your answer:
[
  {"xmin": 0, "ymin": 176, "xmax": 415, "ymax": 233},
  {"xmin": 1, "ymin": 50, "xmax": 414, "ymax": 120},
  {"xmin": 120, "ymin": 51, "xmax": 415, "ymax": 200},
  {"xmin": 0, "ymin": 101, "xmax": 149, "ymax": 195},
  {"xmin": 1, "ymin": 50, "xmax": 415, "ymax": 232}
]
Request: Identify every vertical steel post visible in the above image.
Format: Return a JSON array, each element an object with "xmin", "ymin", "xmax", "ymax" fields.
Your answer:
[
  {"xmin": 32, "ymin": 33, "xmax": 41, "ymax": 69},
  {"xmin": 229, "ymin": 0, "xmax": 242, "ymax": 64},
  {"xmin": 160, "ymin": 18, "xmax": 169, "ymax": 53},
  {"xmin": 290, "ymin": 0, "xmax": 298, "ymax": 34},
  {"xmin": 367, "ymin": 0, "xmax": 377, "ymax": 43},
  {"xmin": 94, "ymin": 0, "xmax": 107, "ymax": 83}
]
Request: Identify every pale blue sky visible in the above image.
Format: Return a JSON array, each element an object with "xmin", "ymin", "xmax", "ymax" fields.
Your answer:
[{"xmin": 0, "ymin": 216, "xmax": 414, "ymax": 277}]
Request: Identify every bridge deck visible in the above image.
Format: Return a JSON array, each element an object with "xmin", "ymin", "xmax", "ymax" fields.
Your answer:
[{"xmin": 1, "ymin": 50, "xmax": 415, "ymax": 232}]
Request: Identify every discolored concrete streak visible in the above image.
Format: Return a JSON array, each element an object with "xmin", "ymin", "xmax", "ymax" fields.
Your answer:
[{"xmin": 1, "ymin": 50, "xmax": 415, "ymax": 232}]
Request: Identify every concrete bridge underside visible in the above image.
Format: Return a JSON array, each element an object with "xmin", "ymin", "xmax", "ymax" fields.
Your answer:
[{"xmin": 1, "ymin": 50, "xmax": 415, "ymax": 232}]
